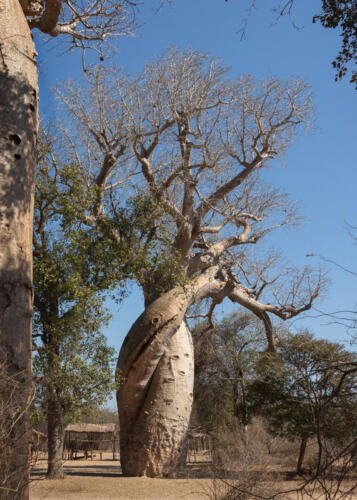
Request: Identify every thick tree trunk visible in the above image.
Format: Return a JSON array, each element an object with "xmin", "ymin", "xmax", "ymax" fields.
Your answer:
[
  {"xmin": 297, "ymin": 437, "xmax": 307, "ymax": 474},
  {"xmin": 116, "ymin": 281, "xmax": 198, "ymax": 477},
  {"xmin": 47, "ymin": 393, "xmax": 65, "ymax": 478},
  {"xmin": 118, "ymin": 321, "xmax": 194, "ymax": 477},
  {"xmin": 117, "ymin": 268, "xmax": 225, "ymax": 477},
  {"xmin": 0, "ymin": 0, "xmax": 38, "ymax": 497}
]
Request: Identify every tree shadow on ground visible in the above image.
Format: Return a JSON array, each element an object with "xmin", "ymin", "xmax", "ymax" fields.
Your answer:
[{"xmin": 31, "ymin": 461, "xmax": 357, "ymax": 482}]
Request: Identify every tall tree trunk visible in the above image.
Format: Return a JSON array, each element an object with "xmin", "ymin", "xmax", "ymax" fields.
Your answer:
[
  {"xmin": 117, "ymin": 282, "xmax": 197, "ymax": 477},
  {"xmin": 0, "ymin": 0, "xmax": 38, "ymax": 497},
  {"xmin": 47, "ymin": 392, "xmax": 65, "ymax": 478},
  {"xmin": 118, "ymin": 321, "xmax": 194, "ymax": 477},
  {"xmin": 297, "ymin": 437, "xmax": 307, "ymax": 474},
  {"xmin": 117, "ymin": 268, "xmax": 224, "ymax": 477}
]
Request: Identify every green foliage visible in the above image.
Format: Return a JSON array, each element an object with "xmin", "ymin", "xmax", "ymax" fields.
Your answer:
[
  {"xmin": 107, "ymin": 193, "xmax": 189, "ymax": 302},
  {"xmin": 313, "ymin": 1, "xmax": 357, "ymax": 88},
  {"xmin": 247, "ymin": 331, "xmax": 357, "ymax": 444},
  {"xmin": 33, "ymin": 131, "xmax": 187, "ymax": 426},
  {"xmin": 33, "ymin": 325, "xmax": 116, "ymax": 425},
  {"xmin": 33, "ymin": 144, "xmax": 131, "ymax": 425}
]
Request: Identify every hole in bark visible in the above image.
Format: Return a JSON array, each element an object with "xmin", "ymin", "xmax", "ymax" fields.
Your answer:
[
  {"xmin": 29, "ymin": 104, "xmax": 35, "ymax": 112},
  {"xmin": 151, "ymin": 317, "xmax": 160, "ymax": 325},
  {"xmin": 178, "ymin": 370, "xmax": 186, "ymax": 376},
  {"xmin": 9, "ymin": 134, "xmax": 21, "ymax": 145},
  {"xmin": 163, "ymin": 377, "xmax": 174, "ymax": 383},
  {"xmin": 14, "ymin": 154, "xmax": 21, "ymax": 160},
  {"xmin": 171, "ymin": 355, "xmax": 180, "ymax": 360},
  {"xmin": 184, "ymin": 353, "xmax": 190, "ymax": 357}
]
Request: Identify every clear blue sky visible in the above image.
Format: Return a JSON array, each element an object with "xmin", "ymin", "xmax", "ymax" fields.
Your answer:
[{"xmin": 36, "ymin": 0, "xmax": 356, "ymax": 362}]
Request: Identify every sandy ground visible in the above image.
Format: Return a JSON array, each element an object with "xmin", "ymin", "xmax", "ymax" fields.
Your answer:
[
  {"xmin": 30, "ymin": 458, "xmax": 211, "ymax": 500},
  {"xmin": 30, "ymin": 457, "xmax": 357, "ymax": 500}
]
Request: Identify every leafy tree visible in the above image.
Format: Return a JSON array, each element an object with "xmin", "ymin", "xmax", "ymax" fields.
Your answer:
[
  {"xmin": 32, "ymin": 136, "xmax": 160, "ymax": 478},
  {"xmin": 247, "ymin": 331, "xmax": 357, "ymax": 473},
  {"xmin": 33, "ymin": 151, "xmax": 116, "ymax": 478},
  {"xmin": 79, "ymin": 407, "xmax": 118, "ymax": 424},
  {"xmin": 313, "ymin": 0, "xmax": 357, "ymax": 87},
  {"xmin": 56, "ymin": 48, "xmax": 326, "ymax": 476},
  {"xmin": 193, "ymin": 312, "xmax": 266, "ymax": 432}
]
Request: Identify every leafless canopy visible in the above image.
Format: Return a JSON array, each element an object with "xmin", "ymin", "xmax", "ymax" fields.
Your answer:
[
  {"xmin": 22, "ymin": 0, "xmax": 138, "ymax": 51},
  {"xmin": 57, "ymin": 48, "xmax": 327, "ymax": 350}
]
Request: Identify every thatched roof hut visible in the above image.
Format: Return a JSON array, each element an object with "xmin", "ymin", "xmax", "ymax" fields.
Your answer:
[
  {"xmin": 64, "ymin": 423, "xmax": 119, "ymax": 460},
  {"xmin": 65, "ymin": 423, "xmax": 117, "ymax": 433}
]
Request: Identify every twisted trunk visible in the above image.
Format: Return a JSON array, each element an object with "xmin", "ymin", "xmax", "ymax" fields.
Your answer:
[
  {"xmin": 118, "ymin": 321, "xmax": 193, "ymax": 476},
  {"xmin": 116, "ymin": 279, "xmax": 203, "ymax": 477},
  {"xmin": 116, "ymin": 268, "xmax": 228, "ymax": 476},
  {"xmin": 0, "ymin": 0, "xmax": 38, "ymax": 497}
]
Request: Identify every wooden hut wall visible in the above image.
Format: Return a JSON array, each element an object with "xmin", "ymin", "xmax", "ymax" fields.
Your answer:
[{"xmin": 64, "ymin": 430, "xmax": 119, "ymax": 454}]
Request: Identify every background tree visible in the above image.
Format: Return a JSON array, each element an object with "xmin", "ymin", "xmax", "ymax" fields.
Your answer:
[
  {"xmin": 78, "ymin": 407, "xmax": 118, "ymax": 425},
  {"xmin": 193, "ymin": 312, "xmax": 266, "ymax": 433},
  {"xmin": 33, "ymin": 146, "xmax": 117, "ymax": 478},
  {"xmin": 247, "ymin": 331, "xmax": 357, "ymax": 474},
  {"xmin": 56, "ymin": 48, "xmax": 326, "ymax": 476}
]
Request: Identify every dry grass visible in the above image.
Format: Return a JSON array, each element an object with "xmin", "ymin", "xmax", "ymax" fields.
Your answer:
[
  {"xmin": 30, "ymin": 454, "xmax": 357, "ymax": 500},
  {"xmin": 205, "ymin": 421, "xmax": 357, "ymax": 500}
]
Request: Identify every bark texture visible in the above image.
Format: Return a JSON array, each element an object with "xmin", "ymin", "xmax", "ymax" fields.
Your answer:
[
  {"xmin": 117, "ymin": 287, "xmax": 195, "ymax": 477},
  {"xmin": 0, "ymin": 0, "xmax": 38, "ymax": 496},
  {"xmin": 47, "ymin": 393, "xmax": 65, "ymax": 478},
  {"xmin": 297, "ymin": 437, "xmax": 307, "ymax": 474}
]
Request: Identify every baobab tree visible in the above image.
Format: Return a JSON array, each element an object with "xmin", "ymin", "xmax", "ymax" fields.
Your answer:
[
  {"xmin": 0, "ymin": 0, "xmax": 139, "ymax": 496},
  {"xmin": 57, "ymin": 48, "xmax": 326, "ymax": 477}
]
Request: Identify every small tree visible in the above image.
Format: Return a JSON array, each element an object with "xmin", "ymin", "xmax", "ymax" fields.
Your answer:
[
  {"xmin": 32, "ymin": 145, "xmax": 121, "ymax": 478},
  {"xmin": 248, "ymin": 331, "xmax": 357, "ymax": 473}
]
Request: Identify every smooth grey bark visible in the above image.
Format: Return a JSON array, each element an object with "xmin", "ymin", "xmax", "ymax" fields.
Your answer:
[
  {"xmin": 118, "ymin": 321, "xmax": 193, "ymax": 476},
  {"xmin": 0, "ymin": 0, "xmax": 38, "ymax": 497},
  {"xmin": 116, "ymin": 273, "xmax": 217, "ymax": 477},
  {"xmin": 117, "ymin": 267, "xmax": 232, "ymax": 476}
]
